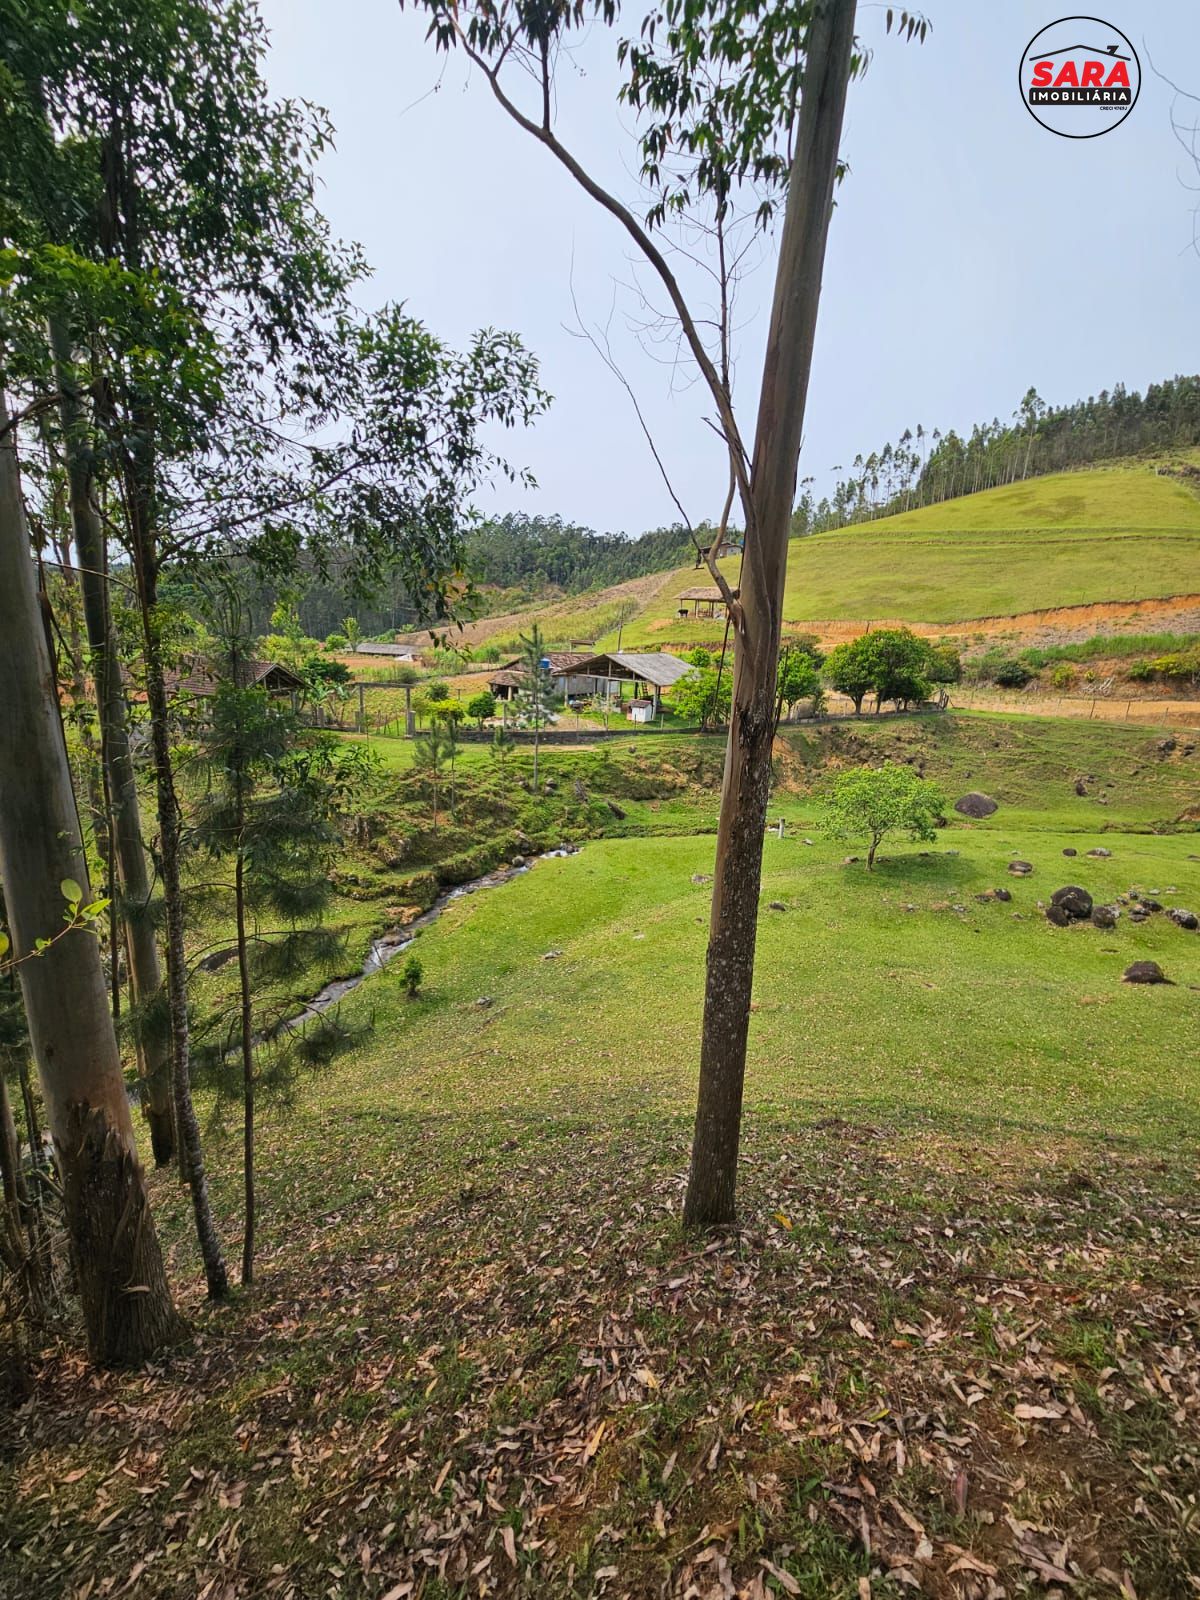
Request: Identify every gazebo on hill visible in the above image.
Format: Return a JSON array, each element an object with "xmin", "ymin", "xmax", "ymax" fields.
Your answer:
[{"xmin": 676, "ymin": 585, "xmax": 729, "ymax": 620}]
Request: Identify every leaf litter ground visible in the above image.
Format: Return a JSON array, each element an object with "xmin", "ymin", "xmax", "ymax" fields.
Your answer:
[{"xmin": 3, "ymin": 1110, "xmax": 1198, "ymax": 1600}]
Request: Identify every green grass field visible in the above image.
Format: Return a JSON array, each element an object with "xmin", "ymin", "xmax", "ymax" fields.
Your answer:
[
  {"xmin": 581, "ymin": 462, "xmax": 1200, "ymax": 646},
  {"xmin": 7, "ymin": 712, "xmax": 1200, "ymax": 1600}
]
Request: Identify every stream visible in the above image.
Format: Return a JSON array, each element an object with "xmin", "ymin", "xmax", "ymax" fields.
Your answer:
[{"xmin": 278, "ymin": 845, "xmax": 579, "ymax": 1032}]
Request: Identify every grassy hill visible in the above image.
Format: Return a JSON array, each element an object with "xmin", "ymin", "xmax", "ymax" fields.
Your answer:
[{"xmin": 611, "ymin": 461, "xmax": 1200, "ymax": 646}]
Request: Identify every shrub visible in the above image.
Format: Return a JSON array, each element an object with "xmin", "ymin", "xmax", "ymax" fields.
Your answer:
[
  {"xmin": 399, "ymin": 953, "xmax": 423, "ymax": 998},
  {"xmin": 1050, "ymin": 663, "xmax": 1074, "ymax": 690}
]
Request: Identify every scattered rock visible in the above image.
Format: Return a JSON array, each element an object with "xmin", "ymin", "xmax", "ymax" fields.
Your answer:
[
  {"xmin": 1090, "ymin": 905, "xmax": 1119, "ymax": 929},
  {"xmin": 1051, "ymin": 885, "xmax": 1093, "ymax": 920},
  {"xmin": 993, "ymin": 887, "xmax": 1012, "ymax": 902},
  {"xmin": 1074, "ymin": 780, "xmax": 1088, "ymax": 796},
  {"xmin": 954, "ymin": 792, "xmax": 998, "ymax": 818},
  {"xmin": 691, "ymin": 873, "xmax": 713, "ymax": 885},
  {"xmin": 1086, "ymin": 848, "xmax": 1112, "ymax": 858},
  {"xmin": 1045, "ymin": 904, "xmax": 1073, "ymax": 927},
  {"xmin": 542, "ymin": 949, "xmax": 563, "ymax": 961},
  {"xmin": 198, "ymin": 945, "xmax": 238, "ymax": 972},
  {"xmin": 511, "ymin": 854, "xmax": 527, "ymax": 868},
  {"xmin": 1008, "ymin": 860, "xmax": 1034, "ymax": 876},
  {"xmin": 1157, "ymin": 737, "xmax": 1177, "ymax": 755},
  {"xmin": 1142, "ymin": 899, "xmax": 1163, "ymax": 913},
  {"xmin": 1123, "ymin": 961, "xmax": 1170, "ymax": 985},
  {"xmin": 843, "ymin": 855, "xmax": 861, "ymax": 865},
  {"xmin": 475, "ymin": 996, "xmax": 494, "ymax": 1008},
  {"xmin": 767, "ymin": 901, "xmax": 786, "ymax": 912},
  {"xmin": 1062, "ymin": 847, "xmax": 1078, "ymax": 857},
  {"xmin": 1168, "ymin": 908, "xmax": 1199, "ymax": 930}
]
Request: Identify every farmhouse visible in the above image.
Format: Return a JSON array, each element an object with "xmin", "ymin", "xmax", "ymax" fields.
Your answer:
[
  {"xmin": 487, "ymin": 651, "xmax": 609, "ymax": 701},
  {"xmin": 165, "ymin": 656, "xmax": 305, "ymax": 699},
  {"xmin": 693, "ymin": 533, "xmax": 741, "ymax": 567}
]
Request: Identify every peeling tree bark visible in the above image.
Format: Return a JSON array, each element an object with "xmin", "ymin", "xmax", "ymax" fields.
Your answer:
[
  {"xmin": 0, "ymin": 390, "xmax": 183, "ymax": 1365},
  {"xmin": 683, "ymin": 0, "xmax": 857, "ymax": 1227},
  {"xmin": 48, "ymin": 317, "xmax": 175, "ymax": 1164}
]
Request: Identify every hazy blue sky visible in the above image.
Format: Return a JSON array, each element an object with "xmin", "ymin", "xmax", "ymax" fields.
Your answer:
[{"xmin": 258, "ymin": 1, "xmax": 1200, "ymax": 534}]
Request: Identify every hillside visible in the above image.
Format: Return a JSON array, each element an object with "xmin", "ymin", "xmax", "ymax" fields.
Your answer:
[
  {"xmin": 406, "ymin": 458, "xmax": 1200, "ymax": 658},
  {"xmin": 622, "ymin": 461, "xmax": 1200, "ymax": 645}
]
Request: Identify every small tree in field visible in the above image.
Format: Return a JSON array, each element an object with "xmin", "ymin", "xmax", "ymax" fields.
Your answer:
[
  {"xmin": 671, "ymin": 664, "xmax": 730, "ymax": 728},
  {"xmin": 516, "ymin": 624, "xmax": 554, "ymax": 790},
  {"xmin": 467, "ymin": 689, "xmax": 496, "ymax": 729},
  {"xmin": 822, "ymin": 763, "xmax": 945, "ymax": 870}
]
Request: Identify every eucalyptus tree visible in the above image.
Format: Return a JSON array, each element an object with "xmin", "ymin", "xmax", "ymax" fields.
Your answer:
[
  {"xmin": 401, "ymin": 0, "xmax": 927, "ymax": 1222},
  {"xmin": 3, "ymin": 0, "xmax": 546, "ymax": 1298},
  {"xmin": 0, "ymin": 392, "xmax": 183, "ymax": 1365}
]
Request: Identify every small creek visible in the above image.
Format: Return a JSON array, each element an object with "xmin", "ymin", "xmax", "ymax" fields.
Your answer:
[{"xmin": 278, "ymin": 845, "xmax": 579, "ymax": 1032}]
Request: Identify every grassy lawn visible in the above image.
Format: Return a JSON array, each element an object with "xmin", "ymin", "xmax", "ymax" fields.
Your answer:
[{"xmin": 4, "ymin": 713, "xmax": 1199, "ymax": 1599}]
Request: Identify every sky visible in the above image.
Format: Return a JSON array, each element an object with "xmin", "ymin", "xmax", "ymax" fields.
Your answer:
[{"xmin": 257, "ymin": 1, "xmax": 1200, "ymax": 536}]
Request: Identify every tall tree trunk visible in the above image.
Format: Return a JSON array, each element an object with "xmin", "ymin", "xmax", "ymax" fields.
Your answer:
[
  {"xmin": 0, "ymin": 391, "xmax": 183, "ymax": 1364},
  {"xmin": 134, "ymin": 536, "xmax": 228, "ymax": 1300},
  {"xmin": 683, "ymin": 0, "xmax": 857, "ymax": 1227},
  {"xmin": 48, "ymin": 318, "xmax": 175, "ymax": 1163},
  {"xmin": 235, "ymin": 849, "xmax": 255, "ymax": 1286}
]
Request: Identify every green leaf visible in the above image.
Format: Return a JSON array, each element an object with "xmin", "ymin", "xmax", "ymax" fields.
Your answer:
[
  {"xmin": 60, "ymin": 877, "xmax": 83, "ymax": 904},
  {"xmin": 0, "ymin": 931, "xmax": 9, "ymax": 960}
]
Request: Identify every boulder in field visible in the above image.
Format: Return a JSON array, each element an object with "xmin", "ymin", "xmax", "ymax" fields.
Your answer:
[
  {"xmin": 1141, "ymin": 899, "xmax": 1163, "ymax": 913},
  {"xmin": 1090, "ymin": 905, "xmax": 1119, "ymax": 929},
  {"xmin": 768, "ymin": 901, "xmax": 787, "ymax": 912},
  {"xmin": 1045, "ymin": 904, "xmax": 1073, "ymax": 927},
  {"xmin": 1062, "ymin": 847, "xmax": 1078, "ymax": 857},
  {"xmin": 993, "ymin": 887, "xmax": 1013, "ymax": 902},
  {"xmin": 1086, "ymin": 848, "xmax": 1112, "ymax": 858},
  {"xmin": 955, "ymin": 792, "xmax": 999, "ymax": 818},
  {"xmin": 1008, "ymin": 860, "xmax": 1034, "ymax": 876},
  {"xmin": 1123, "ymin": 961, "xmax": 1170, "ymax": 985},
  {"xmin": 1168, "ymin": 908, "xmax": 1199, "ymax": 930},
  {"xmin": 1051, "ymin": 885, "xmax": 1093, "ymax": 920}
]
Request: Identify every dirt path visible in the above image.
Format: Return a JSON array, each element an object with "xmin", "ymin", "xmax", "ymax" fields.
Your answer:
[
  {"xmin": 777, "ymin": 593, "xmax": 1200, "ymax": 650},
  {"xmin": 951, "ymin": 687, "xmax": 1200, "ymax": 730}
]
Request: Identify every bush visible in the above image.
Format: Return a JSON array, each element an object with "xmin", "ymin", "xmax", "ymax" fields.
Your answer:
[
  {"xmin": 971, "ymin": 649, "xmax": 1034, "ymax": 688},
  {"xmin": 1050, "ymin": 663, "xmax": 1074, "ymax": 690},
  {"xmin": 400, "ymin": 953, "xmax": 423, "ymax": 998}
]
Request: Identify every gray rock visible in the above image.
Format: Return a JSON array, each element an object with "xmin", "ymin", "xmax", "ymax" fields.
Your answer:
[
  {"xmin": 1008, "ymin": 860, "xmax": 1034, "ymax": 876},
  {"xmin": 993, "ymin": 887, "xmax": 1013, "ymax": 902},
  {"xmin": 1168, "ymin": 908, "xmax": 1199, "ymax": 930},
  {"xmin": 542, "ymin": 949, "xmax": 563, "ymax": 961},
  {"xmin": 691, "ymin": 873, "xmax": 713, "ymax": 885},
  {"xmin": 1051, "ymin": 885, "xmax": 1093, "ymax": 920},
  {"xmin": 1045, "ymin": 904, "xmax": 1073, "ymax": 927},
  {"xmin": 1123, "ymin": 961, "xmax": 1170, "ymax": 984},
  {"xmin": 1142, "ymin": 899, "xmax": 1163, "ymax": 913},
  {"xmin": 954, "ymin": 792, "xmax": 999, "ymax": 818},
  {"xmin": 768, "ymin": 901, "xmax": 786, "ymax": 912},
  {"xmin": 511, "ymin": 854, "xmax": 527, "ymax": 868},
  {"xmin": 1090, "ymin": 905, "xmax": 1119, "ymax": 929},
  {"xmin": 1086, "ymin": 848, "xmax": 1112, "ymax": 858},
  {"xmin": 475, "ymin": 996, "xmax": 494, "ymax": 1008},
  {"xmin": 1062, "ymin": 847, "xmax": 1078, "ymax": 857}
]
